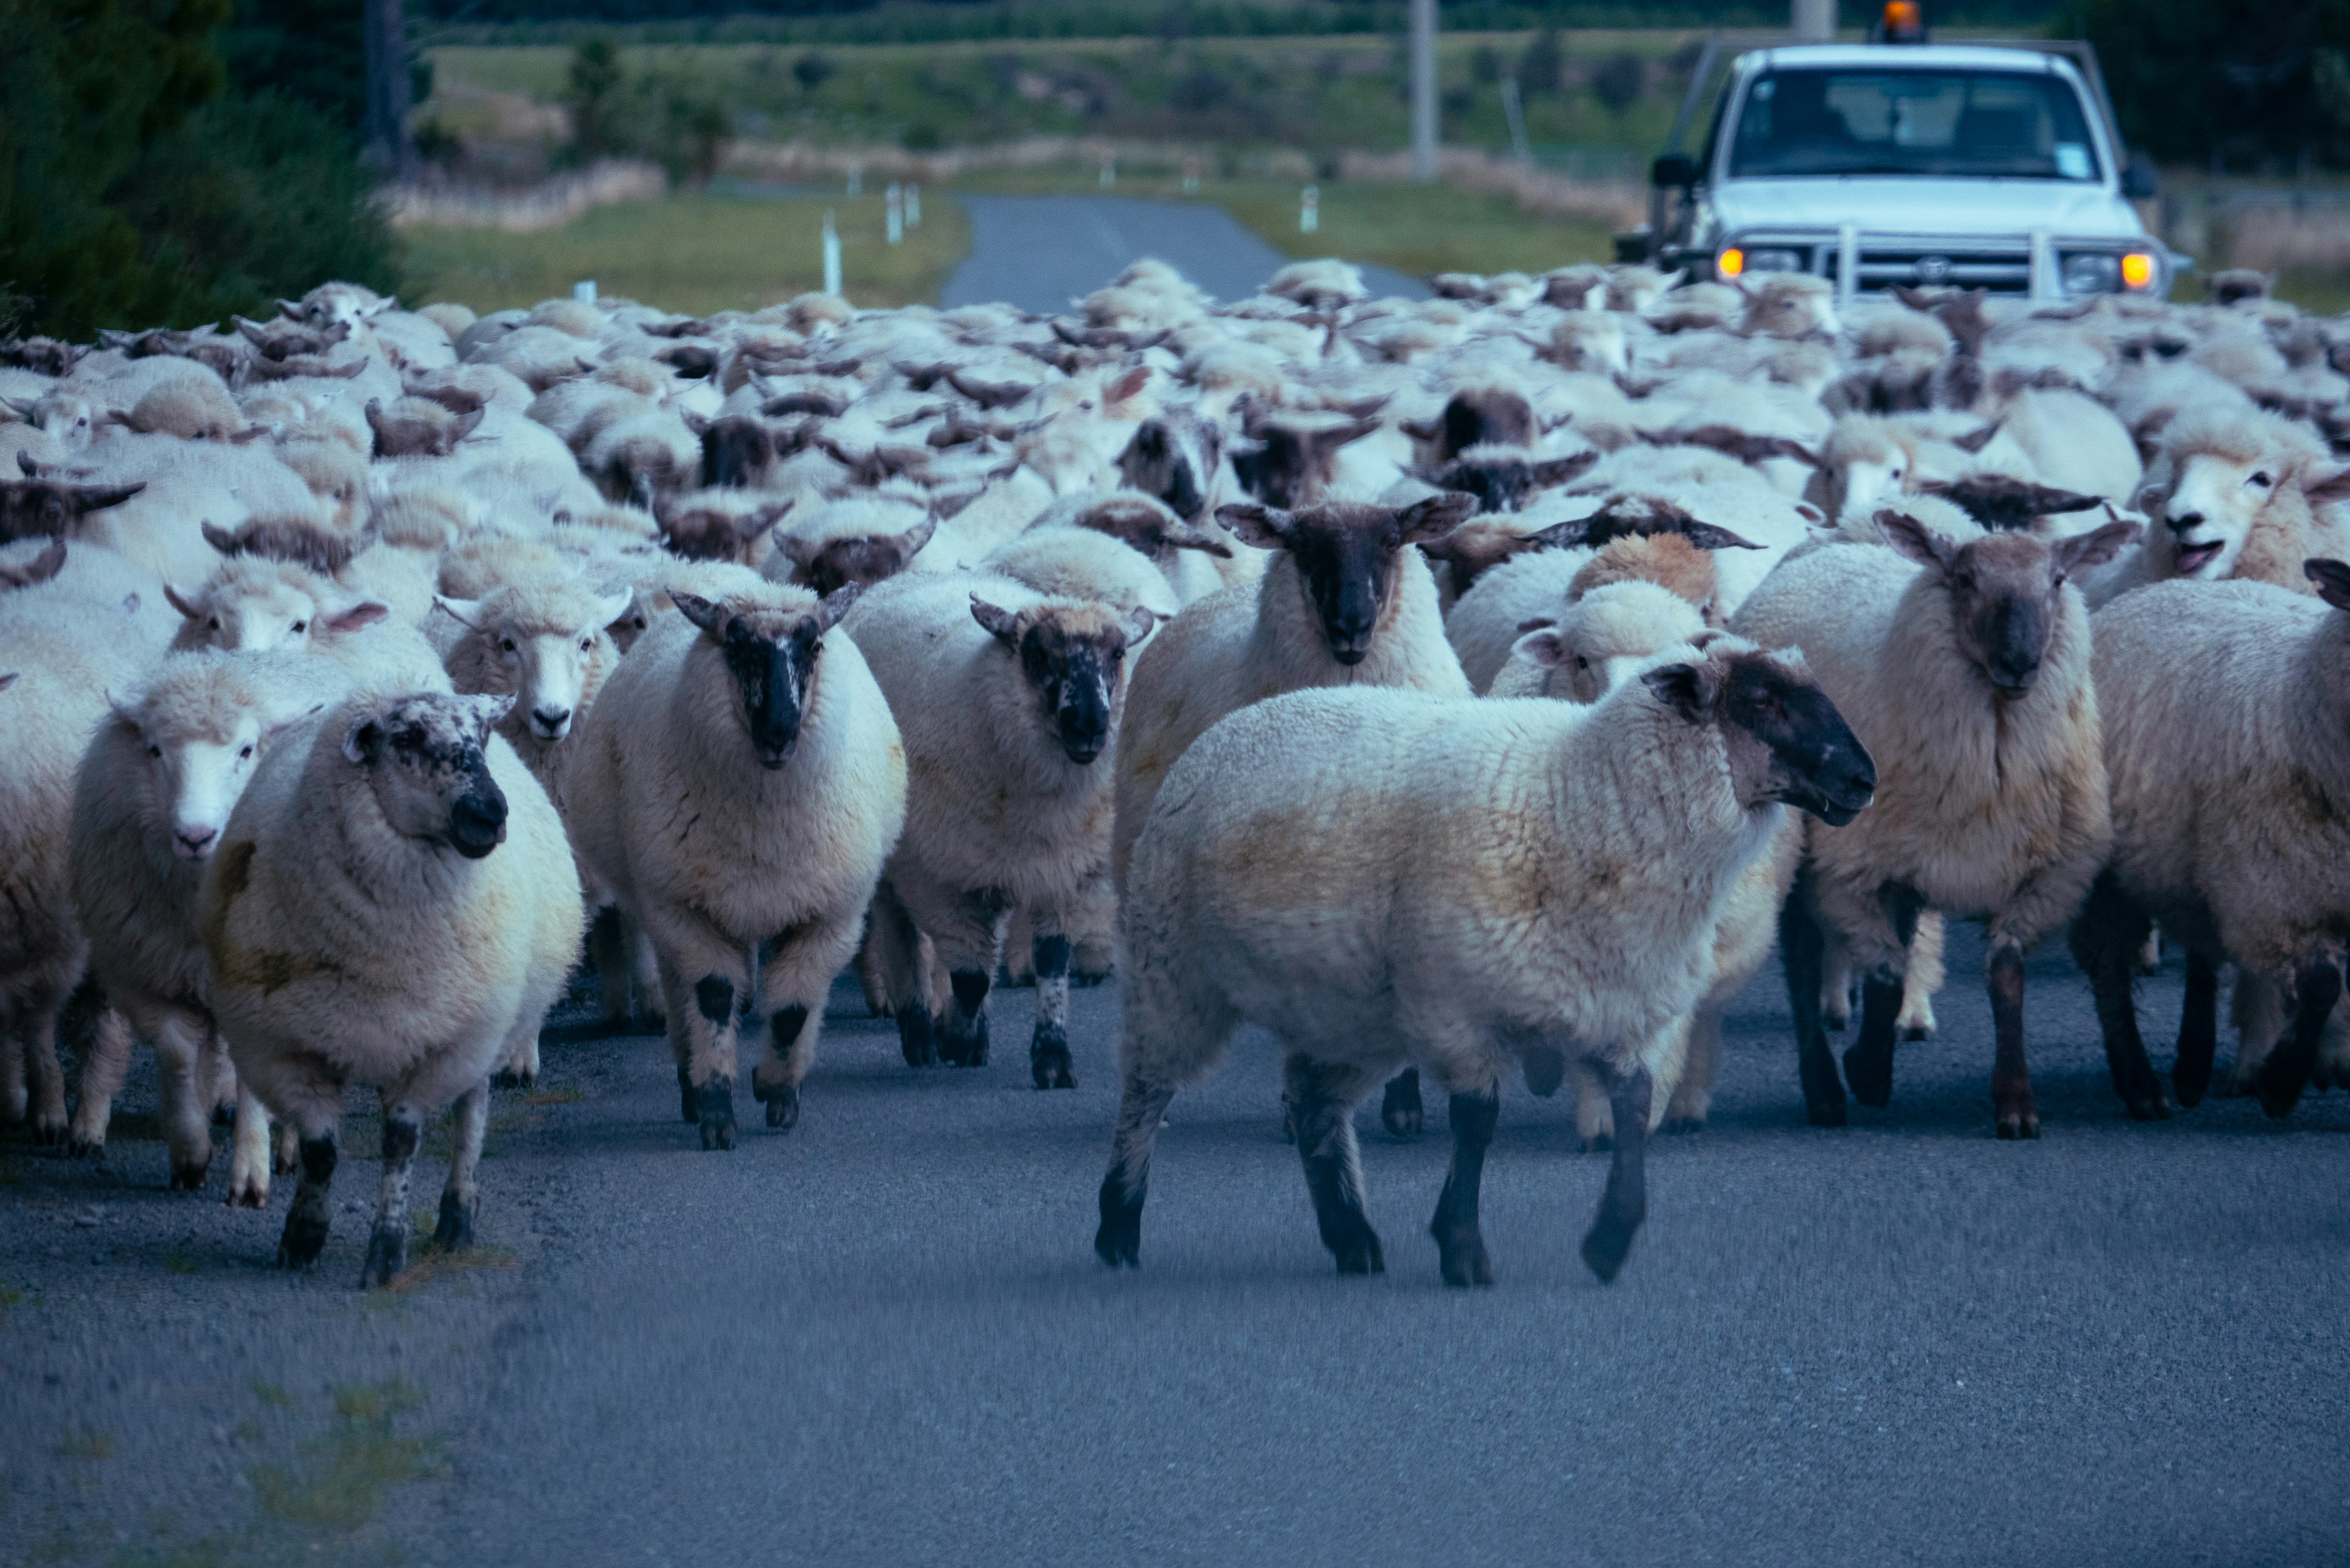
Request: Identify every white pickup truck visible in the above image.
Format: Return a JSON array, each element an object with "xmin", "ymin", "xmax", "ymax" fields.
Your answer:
[{"xmin": 1635, "ymin": 35, "xmax": 2177, "ymax": 302}]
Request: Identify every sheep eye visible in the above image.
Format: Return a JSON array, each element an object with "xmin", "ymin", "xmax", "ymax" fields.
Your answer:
[
  {"xmin": 1574, "ymin": 655, "xmax": 1590, "ymax": 670},
  {"xmin": 498, "ymin": 637, "xmax": 517, "ymax": 652},
  {"xmin": 290, "ymin": 620, "xmax": 307, "ymax": 634},
  {"xmin": 580, "ymin": 637, "xmax": 594, "ymax": 651},
  {"xmin": 238, "ymin": 744, "xmax": 254, "ymax": 759},
  {"xmin": 207, "ymin": 617, "xmax": 221, "ymax": 630},
  {"xmin": 147, "ymin": 744, "xmax": 162, "ymax": 758},
  {"xmin": 2249, "ymin": 471, "xmax": 2273, "ymax": 488}
]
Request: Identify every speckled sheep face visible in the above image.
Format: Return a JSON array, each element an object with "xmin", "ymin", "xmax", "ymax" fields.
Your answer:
[
  {"xmin": 1219, "ymin": 493, "xmax": 1477, "ymax": 666},
  {"xmin": 972, "ymin": 599, "xmax": 1154, "ymax": 767},
  {"xmin": 340, "ymin": 693, "xmax": 514, "ymax": 859}
]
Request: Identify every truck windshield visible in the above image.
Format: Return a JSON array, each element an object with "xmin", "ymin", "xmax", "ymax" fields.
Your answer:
[{"xmin": 1728, "ymin": 68, "xmax": 2103, "ymax": 182}]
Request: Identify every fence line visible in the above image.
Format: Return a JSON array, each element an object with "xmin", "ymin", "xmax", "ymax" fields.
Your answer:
[{"xmin": 382, "ymin": 161, "xmax": 667, "ymax": 231}]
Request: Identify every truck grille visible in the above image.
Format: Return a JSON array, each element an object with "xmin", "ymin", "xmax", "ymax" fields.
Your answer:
[{"xmin": 1845, "ymin": 246, "xmax": 2032, "ymax": 293}]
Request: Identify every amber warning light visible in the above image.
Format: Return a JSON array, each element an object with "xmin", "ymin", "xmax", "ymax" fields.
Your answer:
[{"xmin": 1880, "ymin": 1, "xmax": 1928, "ymax": 41}]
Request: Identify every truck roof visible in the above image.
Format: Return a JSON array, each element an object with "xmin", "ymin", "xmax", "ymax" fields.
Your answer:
[{"xmin": 1738, "ymin": 43, "xmax": 2076, "ymax": 76}]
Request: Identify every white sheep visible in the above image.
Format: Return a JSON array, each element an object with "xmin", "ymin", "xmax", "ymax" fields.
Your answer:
[
  {"xmin": 201, "ymin": 690, "xmax": 585, "ymax": 1284},
  {"xmin": 1731, "ymin": 506, "xmax": 2136, "ymax": 1136},
  {"xmin": 844, "ymin": 572, "xmax": 1151, "ymax": 1086},
  {"xmin": 1096, "ymin": 636, "xmax": 1875, "ymax": 1284},
  {"xmin": 566, "ymin": 581, "xmax": 902, "ymax": 1147}
]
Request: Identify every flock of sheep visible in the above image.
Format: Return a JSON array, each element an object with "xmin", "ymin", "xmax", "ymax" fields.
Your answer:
[{"xmin": 2, "ymin": 252, "xmax": 2346, "ymax": 1288}]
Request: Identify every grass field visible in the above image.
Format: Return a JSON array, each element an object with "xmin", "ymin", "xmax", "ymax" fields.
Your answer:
[{"xmin": 400, "ymin": 188, "xmax": 971, "ymax": 314}]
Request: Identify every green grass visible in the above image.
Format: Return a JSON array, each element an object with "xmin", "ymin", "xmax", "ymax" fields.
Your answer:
[
  {"xmin": 249, "ymin": 1380, "xmax": 443, "ymax": 1532},
  {"xmin": 60, "ymin": 1428, "xmax": 115, "ymax": 1461},
  {"xmin": 2277, "ymin": 268, "xmax": 2350, "ymax": 318},
  {"xmin": 1219, "ymin": 178, "xmax": 1612, "ymax": 277},
  {"xmin": 402, "ymin": 187, "xmax": 972, "ymax": 315}
]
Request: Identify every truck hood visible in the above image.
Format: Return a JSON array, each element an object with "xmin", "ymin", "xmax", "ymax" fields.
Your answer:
[{"xmin": 1712, "ymin": 178, "xmax": 2147, "ymax": 241}]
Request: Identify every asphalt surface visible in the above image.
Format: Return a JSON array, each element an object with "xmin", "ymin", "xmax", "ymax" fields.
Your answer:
[
  {"xmin": 941, "ymin": 194, "xmax": 1428, "ymax": 314},
  {"xmin": 5, "ymin": 920, "xmax": 2348, "ymax": 1565}
]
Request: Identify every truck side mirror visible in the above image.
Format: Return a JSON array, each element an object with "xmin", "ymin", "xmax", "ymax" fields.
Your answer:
[
  {"xmin": 2121, "ymin": 157, "xmax": 2159, "ymax": 201},
  {"xmin": 1651, "ymin": 153, "xmax": 1698, "ymax": 188}
]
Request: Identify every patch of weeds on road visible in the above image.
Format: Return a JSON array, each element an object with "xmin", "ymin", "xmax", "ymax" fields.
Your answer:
[
  {"xmin": 105, "ymin": 1539, "xmax": 235, "ymax": 1568},
  {"xmin": 250, "ymin": 1378, "xmax": 444, "ymax": 1531},
  {"xmin": 0, "ymin": 1279, "xmax": 30, "ymax": 1313},
  {"xmin": 384, "ymin": 1243, "xmax": 516, "ymax": 1295},
  {"xmin": 233, "ymin": 1418, "xmax": 266, "ymax": 1444},
  {"xmin": 59, "ymin": 1426, "xmax": 115, "ymax": 1460},
  {"xmin": 524, "ymin": 1081, "xmax": 583, "ymax": 1106},
  {"xmin": 163, "ymin": 1249, "xmax": 201, "ymax": 1275},
  {"xmin": 252, "ymin": 1380, "xmax": 291, "ymax": 1408}
]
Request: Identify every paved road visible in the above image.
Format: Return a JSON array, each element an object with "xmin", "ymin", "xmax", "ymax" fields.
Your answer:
[
  {"xmin": 4, "ymin": 926, "xmax": 2348, "ymax": 1566},
  {"xmin": 941, "ymin": 195, "xmax": 1428, "ymax": 314}
]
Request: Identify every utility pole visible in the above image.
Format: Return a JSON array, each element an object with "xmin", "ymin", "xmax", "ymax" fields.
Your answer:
[
  {"xmin": 363, "ymin": 0, "xmax": 416, "ymax": 175},
  {"xmin": 1409, "ymin": 0, "xmax": 1437, "ymax": 182},
  {"xmin": 1791, "ymin": 0, "xmax": 1835, "ymax": 42}
]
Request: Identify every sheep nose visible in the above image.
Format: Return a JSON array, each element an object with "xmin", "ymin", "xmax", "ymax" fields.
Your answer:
[
  {"xmin": 2166, "ymin": 510, "xmax": 2204, "ymax": 535},
  {"xmin": 531, "ymin": 705, "xmax": 571, "ymax": 736},
  {"xmin": 174, "ymin": 825, "xmax": 217, "ymax": 858}
]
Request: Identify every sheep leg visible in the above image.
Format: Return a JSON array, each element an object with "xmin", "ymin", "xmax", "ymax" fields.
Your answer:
[
  {"xmin": 589, "ymin": 906, "xmax": 633, "ymax": 1027},
  {"xmin": 225, "ymin": 1084, "xmax": 273, "ymax": 1209},
  {"xmin": 21, "ymin": 998, "xmax": 70, "ymax": 1144},
  {"xmin": 1379, "ymin": 1069, "xmax": 1423, "ymax": 1139},
  {"xmin": 2173, "ymin": 953, "xmax": 2220, "ymax": 1108},
  {"xmin": 1896, "ymin": 912, "xmax": 1945, "ymax": 1041},
  {"xmin": 66, "ymin": 1006, "xmax": 135, "ymax": 1159},
  {"xmin": 1842, "ymin": 884, "xmax": 1923, "ymax": 1108},
  {"xmin": 435, "ymin": 1081, "xmax": 489, "ymax": 1251},
  {"xmin": 1029, "ymin": 924, "xmax": 1077, "ymax": 1091},
  {"xmin": 656, "ymin": 965, "xmax": 698, "ymax": 1123},
  {"xmin": 1663, "ymin": 1005, "xmax": 1723, "ymax": 1133},
  {"xmin": 2253, "ymin": 952, "xmax": 2343, "ymax": 1121},
  {"xmin": 2, "ymin": 1015, "xmax": 27, "ymax": 1126},
  {"xmin": 2226, "ymin": 972, "xmax": 2285, "ymax": 1097},
  {"xmin": 752, "ymin": 920, "xmax": 846, "ymax": 1129},
  {"xmin": 851, "ymin": 912, "xmax": 889, "ymax": 1018},
  {"xmin": 1580, "ymin": 1063, "xmax": 1653, "ymax": 1284},
  {"xmin": 364, "ymin": 1100, "xmax": 422, "ymax": 1288},
  {"xmin": 2067, "ymin": 870, "xmax": 2167, "ymax": 1120},
  {"xmin": 1779, "ymin": 873, "xmax": 1846, "ymax": 1127},
  {"xmin": 869, "ymin": 882, "xmax": 938, "ymax": 1066},
  {"xmin": 1068, "ymin": 874, "xmax": 1118, "ymax": 987},
  {"xmin": 1095, "ymin": 1075, "xmax": 1181, "ymax": 1270},
  {"xmin": 153, "ymin": 1013, "xmax": 217, "ymax": 1192},
  {"xmin": 274, "ymin": 1120, "xmax": 299, "ymax": 1176},
  {"xmin": 1283, "ymin": 1053, "xmax": 1384, "ymax": 1276},
  {"xmin": 277, "ymin": 1127, "xmax": 338, "ymax": 1271},
  {"xmin": 1429, "ymin": 1080, "xmax": 1499, "ymax": 1288},
  {"xmin": 202, "ymin": 1032, "xmax": 238, "ymax": 1123},
  {"xmin": 1988, "ymin": 942, "xmax": 2038, "ymax": 1140},
  {"xmin": 1002, "ymin": 905, "xmax": 1036, "ymax": 987},
  {"xmin": 687, "ymin": 972, "xmax": 741, "ymax": 1151},
  {"xmin": 1563, "ymin": 1059, "xmax": 1615, "ymax": 1150}
]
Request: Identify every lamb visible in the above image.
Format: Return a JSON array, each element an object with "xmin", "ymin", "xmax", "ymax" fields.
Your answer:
[
  {"xmin": 0, "ymin": 584, "xmax": 171, "ymax": 1139},
  {"xmin": 1731, "ymin": 507, "xmax": 2137, "ymax": 1136},
  {"xmin": 2070, "ymin": 565, "xmax": 2350, "ymax": 1122},
  {"xmin": 844, "ymin": 573, "xmax": 1152, "ymax": 1085},
  {"xmin": 565, "ymin": 581, "xmax": 902, "ymax": 1147},
  {"xmin": 67, "ymin": 651, "xmax": 335, "ymax": 1198},
  {"xmin": 1096, "ymin": 636, "xmax": 1875, "ymax": 1284},
  {"xmin": 201, "ymin": 690, "xmax": 585, "ymax": 1283},
  {"xmin": 167, "ymin": 550, "xmax": 448, "ymax": 691},
  {"xmin": 2088, "ymin": 407, "xmax": 2350, "ymax": 605}
]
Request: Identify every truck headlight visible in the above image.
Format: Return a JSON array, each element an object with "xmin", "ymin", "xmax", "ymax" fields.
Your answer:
[
  {"xmin": 1744, "ymin": 248, "xmax": 1806, "ymax": 274},
  {"xmin": 2061, "ymin": 252, "xmax": 2121, "ymax": 294},
  {"xmin": 2121, "ymin": 251, "xmax": 2157, "ymax": 291}
]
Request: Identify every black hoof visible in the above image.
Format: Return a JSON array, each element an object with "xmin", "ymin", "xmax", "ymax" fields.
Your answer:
[
  {"xmin": 2122, "ymin": 1093, "xmax": 2170, "ymax": 1122},
  {"xmin": 1842, "ymin": 1040, "xmax": 1895, "ymax": 1108},
  {"xmin": 1995, "ymin": 1108, "xmax": 2040, "ymax": 1140},
  {"xmin": 1579, "ymin": 1133, "xmax": 1614, "ymax": 1154},
  {"xmin": 1030, "ymin": 1025, "xmax": 1074, "ymax": 1090},
  {"xmin": 942, "ymin": 1011, "xmax": 989, "ymax": 1068},
  {"xmin": 2256, "ymin": 1058, "xmax": 2310, "ymax": 1121},
  {"xmin": 33, "ymin": 1119, "xmax": 68, "ymax": 1147},
  {"xmin": 1580, "ymin": 1215, "xmax": 1637, "ymax": 1283},
  {"xmin": 433, "ymin": 1190, "xmax": 476, "ymax": 1252},
  {"xmin": 1380, "ymin": 1070, "xmax": 1423, "ymax": 1140},
  {"xmin": 754, "ymin": 1079, "xmax": 801, "ymax": 1129},
  {"xmin": 1432, "ymin": 1223, "xmax": 1492, "ymax": 1288},
  {"xmin": 697, "ymin": 1077, "xmax": 736, "ymax": 1151},
  {"xmin": 491, "ymin": 1068, "xmax": 534, "ymax": 1090},
  {"xmin": 677, "ymin": 1066, "xmax": 698, "ymax": 1124},
  {"xmin": 897, "ymin": 1008, "xmax": 938, "ymax": 1068},
  {"xmin": 1330, "ymin": 1220, "xmax": 1385, "ymax": 1277},
  {"xmin": 1095, "ymin": 1172, "xmax": 1142, "ymax": 1268},
  {"xmin": 363, "ymin": 1221, "xmax": 408, "ymax": 1288},
  {"xmin": 1804, "ymin": 1095, "xmax": 1847, "ymax": 1128},
  {"xmin": 276, "ymin": 1206, "xmax": 330, "ymax": 1270},
  {"xmin": 169, "ymin": 1159, "xmax": 210, "ymax": 1193},
  {"xmin": 1900, "ymin": 1025, "xmax": 1932, "ymax": 1043},
  {"xmin": 212, "ymin": 1103, "xmax": 235, "ymax": 1127},
  {"xmin": 65, "ymin": 1133, "xmax": 101, "ymax": 1161},
  {"xmin": 1661, "ymin": 1115, "xmax": 1705, "ymax": 1135}
]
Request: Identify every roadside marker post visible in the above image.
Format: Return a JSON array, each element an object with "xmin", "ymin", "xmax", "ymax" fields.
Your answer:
[{"xmin": 822, "ymin": 209, "xmax": 842, "ymax": 297}]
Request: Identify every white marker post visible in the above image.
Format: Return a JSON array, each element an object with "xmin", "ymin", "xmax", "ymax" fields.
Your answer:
[
  {"xmin": 822, "ymin": 209, "xmax": 842, "ymax": 297},
  {"xmin": 1100, "ymin": 155, "xmax": 1116, "ymax": 189},
  {"xmin": 572, "ymin": 279, "xmax": 597, "ymax": 303},
  {"xmin": 886, "ymin": 182, "xmax": 904, "ymax": 245},
  {"xmin": 846, "ymin": 164, "xmax": 862, "ymax": 197},
  {"xmin": 1300, "ymin": 185, "xmax": 1319, "ymax": 235},
  {"xmin": 905, "ymin": 184, "xmax": 921, "ymax": 228}
]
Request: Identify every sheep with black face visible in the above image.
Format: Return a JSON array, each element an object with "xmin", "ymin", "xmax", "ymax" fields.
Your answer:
[
  {"xmin": 565, "ymin": 582, "xmax": 903, "ymax": 1149},
  {"xmin": 844, "ymin": 573, "xmax": 1153, "ymax": 1087}
]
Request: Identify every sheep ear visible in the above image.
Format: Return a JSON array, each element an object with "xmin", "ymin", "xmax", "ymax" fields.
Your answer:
[
  {"xmin": 1397, "ymin": 490, "xmax": 1477, "ymax": 542},
  {"xmin": 1104, "ymin": 365, "xmax": 1151, "ymax": 406},
  {"xmin": 900, "ymin": 514, "xmax": 940, "ymax": 558},
  {"xmin": 1679, "ymin": 521, "xmax": 1764, "ymax": 551},
  {"xmin": 595, "ymin": 587, "xmax": 636, "ymax": 628},
  {"xmin": 2305, "ymin": 558, "xmax": 2350, "ymax": 614},
  {"xmin": 471, "ymin": 692, "xmax": 517, "ymax": 731},
  {"xmin": 1119, "ymin": 605, "xmax": 1163, "ymax": 645},
  {"xmin": 1875, "ymin": 509, "xmax": 1960, "ymax": 573},
  {"xmin": 0, "ymin": 671, "xmax": 15, "ymax": 692},
  {"xmin": 1529, "ymin": 451, "xmax": 1600, "ymax": 488},
  {"xmin": 325, "ymin": 600, "xmax": 390, "ymax": 635},
  {"xmin": 264, "ymin": 697, "xmax": 330, "ymax": 738},
  {"xmin": 1513, "ymin": 626, "xmax": 1567, "ymax": 669},
  {"xmin": 432, "ymin": 594, "xmax": 484, "ymax": 630},
  {"xmin": 2052, "ymin": 519, "xmax": 2140, "ymax": 577},
  {"xmin": 0, "ymin": 537, "xmax": 69, "ymax": 588},
  {"xmin": 164, "ymin": 584, "xmax": 202, "ymax": 620},
  {"xmin": 970, "ymin": 595, "xmax": 1022, "ymax": 644},
  {"xmin": 1794, "ymin": 502, "xmax": 1826, "ymax": 526},
  {"xmin": 1952, "ymin": 421, "xmax": 2004, "ymax": 454},
  {"xmin": 202, "ymin": 521, "xmax": 241, "ymax": 556},
  {"xmin": 69, "ymin": 482, "xmax": 144, "ymax": 515},
  {"xmin": 342, "ymin": 715, "xmax": 382, "ymax": 764},
  {"xmin": 1641, "ymin": 659, "xmax": 1718, "ymax": 723},
  {"xmin": 815, "ymin": 580, "xmax": 864, "ymax": 629},
  {"xmin": 16, "ymin": 450, "xmax": 38, "ymax": 477},
  {"xmin": 774, "ymin": 527, "xmax": 823, "ymax": 567},
  {"xmin": 669, "ymin": 591, "xmax": 728, "ymax": 634},
  {"xmin": 1216, "ymin": 502, "xmax": 1293, "ymax": 549},
  {"xmin": 2303, "ymin": 464, "xmax": 2350, "ymax": 508},
  {"xmin": 1397, "ymin": 417, "xmax": 1443, "ymax": 443},
  {"xmin": 1165, "ymin": 524, "xmax": 1233, "ymax": 558}
]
